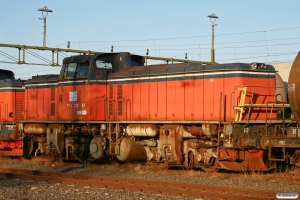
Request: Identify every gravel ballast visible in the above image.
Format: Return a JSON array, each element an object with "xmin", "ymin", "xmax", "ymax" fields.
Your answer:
[{"xmin": 0, "ymin": 158, "xmax": 299, "ymax": 200}]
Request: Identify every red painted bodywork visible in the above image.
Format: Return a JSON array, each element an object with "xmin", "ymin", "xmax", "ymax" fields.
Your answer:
[
  {"xmin": 0, "ymin": 87, "xmax": 24, "ymax": 156},
  {"xmin": 57, "ymin": 82, "xmax": 106, "ymax": 121},
  {"xmin": 0, "ymin": 90, "xmax": 24, "ymax": 122},
  {"xmin": 25, "ymin": 81, "xmax": 107, "ymax": 122},
  {"xmin": 25, "ymin": 85, "xmax": 57, "ymax": 121},
  {"xmin": 24, "ymin": 69, "xmax": 276, "ymax": 124},
  {"xmin": 0, "ymin": 140, "xmax": 23, "ymax": 156},
  {"xmin": 107, "ymin": 75, "xmax": 276, "ymax": 122}
]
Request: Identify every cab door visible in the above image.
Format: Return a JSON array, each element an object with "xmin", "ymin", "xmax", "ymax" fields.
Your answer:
[{"xmin": 58, "ymin": 61, "xmax": 90, "ymax": 121}]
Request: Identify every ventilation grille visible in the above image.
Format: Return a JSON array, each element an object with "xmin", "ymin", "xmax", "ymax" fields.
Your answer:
[
  {"xmin": 109, "ymin": 85, "xmax": 113, "ymax": 99},
  {"xmin": 15, "ymin": 101, "xmax": 24, "ymax": 121},
  {"xmin": 51, "ymin": 88, "xmax": 55, "ymax": 101},
  {"xmin": 117, "ymin": 85, "xmax": 122, "ymax": 115},
  {"xmin": 117, "ymin": 85, "xmax": 122, "ymax": 99},
  {"xmin": 15, "ymin": 91, "xmax": 25, "ymax": 121}
]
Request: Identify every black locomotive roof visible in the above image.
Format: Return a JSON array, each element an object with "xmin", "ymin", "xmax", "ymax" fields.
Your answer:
[
  {"xmin": 24, "ymin": 74, "xmax": 60, "ymax": 83},
  {"xmin": 108, "ymin": 62, "xmax": 276, "ymax": 79},
  {"xmin": 0, "ymin": 69, "xmax": 15, "ymax": 80},
  {"xmin": 62, "ymin": 53, "xmax": 120, "ymax": 64},
  {"xmin": 0, "ymin": 69, "xmax": 23, "ymax": 87},
  {"xmin": 0, "ymin": 79, "xmax": 23, "ymax": 87}
]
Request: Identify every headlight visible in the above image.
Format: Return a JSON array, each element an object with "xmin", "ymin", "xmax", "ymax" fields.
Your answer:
[
  {"xmin": 250, "ymin": 63, "xmax": 267, "ymax": 70},
  {"xmin": 250, "ymin": 63, "xmax": 257, "ymax": 69},
  {"xmin": 261, "ymin": 64, "xmax": 267, "ymax": 70}
]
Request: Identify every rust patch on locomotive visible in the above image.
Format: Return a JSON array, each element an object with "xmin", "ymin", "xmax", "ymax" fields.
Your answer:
[{"xmin": 217, "ymin": 149, "xmax": 274, "ymax": 171}]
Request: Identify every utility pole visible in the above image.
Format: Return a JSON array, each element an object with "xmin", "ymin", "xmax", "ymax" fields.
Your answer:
[
  {"xmin": 208, "ymin": 13, "xmax": 218, "ymax": 64},
  {"xmin": 38, "ymin": 6, "xmax": 53, "ymax": 47}
]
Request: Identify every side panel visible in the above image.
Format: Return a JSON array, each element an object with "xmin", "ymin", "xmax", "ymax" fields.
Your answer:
[
  {"xmin": 157, "ymin": 77, "xmax": 167, "ymax": 120},
  {"xmin": 0, "ymin": 91, "xmax": 12, "ymax": 122},
  {"xmin": 166, "ymin": 79, "xmax": 175, "ymax": 120},
  {"xmin": 25, "ymin": 86, "xmax": 36, "ymax": 120},
  {"xmin": 36, "ymin": 86, "xmax": 44, "ymax": 120},
  {"xmin": 58, "ymin": 81, "xmax": 90, "ymax": 121},
  {"xmin": 90, "ymin": 82, "xmax": 106, "ymax": 121},
  {"xmin": 0, "ymin": 88, "xmax": 24, "ymax": 122},
  {"xmin": 140, "ymin": 80, "xmax": 149, "ymax": 120},
  {"xmin": 132, "ymin": 80, "xmax": 141, "ymax": 120},
  {"xmin": 212, "ymin": 72, "xmax": 224, "ymax": 120},
  {"xmin": 193, "ymin": 74, "xmax": 204, "ymax": 120},
  {"xmin": 184, "ymin": 75, "xmax": 194, "ymax": 120},
  {"xmin": 175, "ymin": 79, "xmax": 184, "ymax": 121},
  {"xmin": 149, "ymin": 78, "xmax": 158, "ymax": 120},
  {"xmin": 203, "ymin": 75, "xmax": 214, "ymax": 120}
]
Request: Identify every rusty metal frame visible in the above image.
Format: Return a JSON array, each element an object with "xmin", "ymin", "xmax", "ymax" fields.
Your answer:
[{"xmin": 268, "ymin": 145, "xmax": 286, "ymax": 161}]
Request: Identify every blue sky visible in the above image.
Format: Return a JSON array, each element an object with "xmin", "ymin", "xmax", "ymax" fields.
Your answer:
[{"xmin": 0, "ymin": 0, "xmax": 299, "ymax": 79}]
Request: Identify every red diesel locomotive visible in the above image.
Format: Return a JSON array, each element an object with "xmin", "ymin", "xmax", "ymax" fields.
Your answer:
[
  {"xmin": 0, "ymin": 69, "xmax": 24, "ymax": 156},
  {"xmin": 1, "ymin": 52, "xmax": 300, "ymax": 171}
]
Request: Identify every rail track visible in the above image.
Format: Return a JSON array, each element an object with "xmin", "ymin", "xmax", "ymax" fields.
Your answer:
[{"xmin": 0, "ymin": 167, "xmax": 278, "ymax": 200}]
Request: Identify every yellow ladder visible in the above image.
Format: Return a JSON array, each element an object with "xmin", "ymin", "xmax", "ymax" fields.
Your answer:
[{"xmin": 234, "ymin": 87, "xmax": 247, "ymax": 121}]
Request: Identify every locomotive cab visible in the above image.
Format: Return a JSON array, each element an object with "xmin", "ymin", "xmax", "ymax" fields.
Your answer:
[
  {"xmin": 23, "ymin": 52, "xmax": 145, "ymax": 161},
  {"xmin": 60, "ymin": 52, "xmax": 145, "ymax": 81}
]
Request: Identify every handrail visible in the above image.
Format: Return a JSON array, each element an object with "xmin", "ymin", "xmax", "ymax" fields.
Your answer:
[
  {"xmin": 0, "ymin": 102, "xmax": 3, "ymax": 121},
  {"xmin": 232, "ymin": 85, "xmax": 291, "ymax": 123}
]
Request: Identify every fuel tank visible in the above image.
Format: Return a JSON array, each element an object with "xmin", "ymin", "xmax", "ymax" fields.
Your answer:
[
  {"xmin": 116, "ymin": 138, "xmax": 147, "ymax": 161},
  {"xmin": 126, "ymin": 124, "xmax": 159, "ymax": 137},
  {"xmin": 288, "ymin": 53, "xmax": 300, "ymax": 122},
  {"xmin": 24, "ymin": 124, "xmax": 47, "ymax": 134}
]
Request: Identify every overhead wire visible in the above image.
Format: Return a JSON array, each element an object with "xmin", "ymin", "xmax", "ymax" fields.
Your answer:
[
  {"xmin": 25, "ymin": 49, "xmax": 52, "ymax": 64},
  {"xmin": 0, "ymin": 51, "xmax": 18, "ymax": 62},
  {"xmin": 1, "ymin": 26, "xmax": 299, "ymax": 78},
  {"xmin": 56, "ymin": 26, "xmax": 300, "ymax": 45},
  {"xmin": 218, "ymin": 52, "xmax": 296, "ymax": 62}
]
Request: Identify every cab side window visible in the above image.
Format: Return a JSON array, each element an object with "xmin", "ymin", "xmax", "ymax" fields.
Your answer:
[
  {"xmin": 63, "ymin": 61, "xmax": 90, "ymax": 79},
  {"xmin": 95, "ymin": 60, "xmax": 113, "ymax": 69},
  {"xmin": 92, "ymin": 56, "xmax": 115, "ymax": 80}
]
